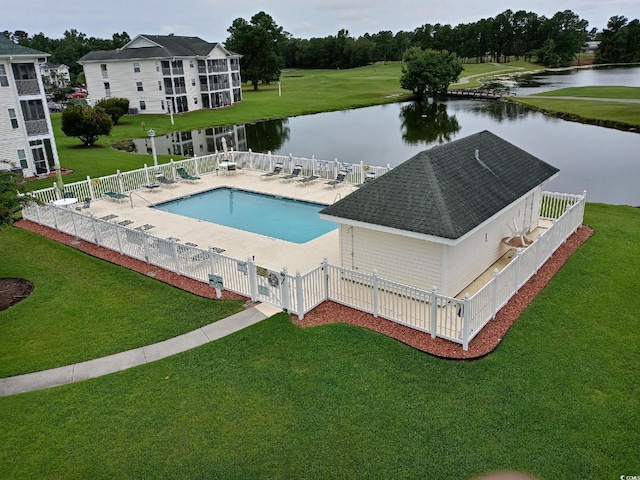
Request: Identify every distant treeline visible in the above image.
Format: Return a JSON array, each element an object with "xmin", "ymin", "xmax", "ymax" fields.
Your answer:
[{"xmin": 3, "ymin": 10, "xmax": 639, "ymax": 82}]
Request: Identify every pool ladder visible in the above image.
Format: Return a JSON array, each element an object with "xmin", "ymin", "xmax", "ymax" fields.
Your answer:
[
  {"xmin": 333, "ymin": 193, "xmax": 342, "ymax": 204},
  {"xmin": 129, "ymin": 192, "xmax": 156, "ymax": 208}
]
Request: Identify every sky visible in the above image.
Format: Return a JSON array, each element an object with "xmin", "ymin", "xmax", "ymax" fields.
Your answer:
[{"xmin": 5, "ymin": 0, "xmax": 638, "ymax": 42}]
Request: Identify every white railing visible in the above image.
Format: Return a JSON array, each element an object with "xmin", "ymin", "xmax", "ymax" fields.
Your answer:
[{"xmin": 22, "ymin": 153, "xmax": 585, "ymax": 351}]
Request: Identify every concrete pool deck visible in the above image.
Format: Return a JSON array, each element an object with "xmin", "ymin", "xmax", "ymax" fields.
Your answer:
[{"xmin": 88, "ymin": 169, "xmax": 354, "ymax": 274}]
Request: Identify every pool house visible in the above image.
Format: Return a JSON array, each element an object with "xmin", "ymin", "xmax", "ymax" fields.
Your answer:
[{"xmin": 21, "ymin": 133, "xmax": 586, "ymax": 350}]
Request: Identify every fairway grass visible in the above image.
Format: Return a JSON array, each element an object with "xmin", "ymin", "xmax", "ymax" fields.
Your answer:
[{"xmin": 0, "ymin": 203, "xmax": 638, "ymax": 479}]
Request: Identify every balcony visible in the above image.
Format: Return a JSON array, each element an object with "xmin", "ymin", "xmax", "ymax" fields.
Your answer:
[
  {"xmin": 25, "ymin": 119, "xmax": 49, "ymax": 136},
  {"xmin": 15, "ymin": 79, "xmax": 41, "ymax": 96}
]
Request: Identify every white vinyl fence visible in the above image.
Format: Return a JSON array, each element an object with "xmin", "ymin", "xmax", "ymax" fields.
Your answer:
[{"xmin": 22, "ymin": 152, "xmax": 586, "ymax": 351}]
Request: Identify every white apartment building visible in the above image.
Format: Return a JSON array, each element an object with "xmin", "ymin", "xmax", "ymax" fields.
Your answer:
[
  {"xmin": 38, "ymin": 62, "xmax": 71, "ymax": 88},
  {"xmin": 0, "ymin": 35, "xmax": 60, "ymax": 177},
  {"xmin": 78, "ymin": 35, "xmax": 242, "ymax": 115}
]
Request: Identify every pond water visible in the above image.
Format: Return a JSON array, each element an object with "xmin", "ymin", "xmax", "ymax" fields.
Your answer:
[{"xmin": 133, "ymin": 66, "xmax": 640, "ymax": 206}]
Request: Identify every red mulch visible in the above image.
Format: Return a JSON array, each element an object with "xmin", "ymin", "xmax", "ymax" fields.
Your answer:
[{"xmin": 13, "ymin": 220, "xmax": 593, "ymax": 359}]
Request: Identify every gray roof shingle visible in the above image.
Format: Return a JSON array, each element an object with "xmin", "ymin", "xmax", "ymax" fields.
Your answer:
[
  {"xmin": 78, "ymin": 35, "xmax": 236, "ymax": 62},
  {"xmin": 320, "ymin": 130, "xmax": 559, "ymax": 240},
  {"xmin": 0, "ymin": 35, "xmax": 47, "ymax": 57}
]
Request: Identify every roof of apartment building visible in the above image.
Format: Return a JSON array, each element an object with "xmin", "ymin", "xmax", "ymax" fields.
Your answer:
[
  {"xmin": 78, "ymin": 34, "xmax": 239, "ymax": 62},
  {"xmin": 320, "ymin": 130, "xmax": 560, "ymax": 240},
  {"xmin": 0, "ymin": 34, "xmax": 47, "ymax": 57}
]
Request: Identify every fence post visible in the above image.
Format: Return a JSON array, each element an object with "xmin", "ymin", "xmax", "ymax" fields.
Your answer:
[
  {"xmin": 170, "ymin": 159, "xmax": 176, "ymax": 180},
  {"xmin": 281, "ymin": 267, "xmax": 290, "ymax": 312},
  {"xmin": 372, "ymin": 269, "xmax": 379, "ymax": 318},
  {"xmin": 514, "ymin": 248, "xmax": 523, "ymax": 292},
  {"xmin": 71, "ymin": 211, "xmax": 79, "ymax": 239},
  {"xmin": 51, "ymin": 206, "xmax": 59, "ymax": 231},
  {"xmin": 462, "ymin": 293, "xmax": 471, "ymax": 351},
  {"xmin": 115, "ymin": 224, "xmax": 124, "ymax": 254},
  {"xmin": 248, "ymin": 257, "xmax": 258, "ymax": 302},
  {"xmin": 491, "ymin": 269, "xmax": 499, "ymax": 320},
  {"xmin": 117, "ymin": 169, "xmax": 124, "ymax": 193},
  {"xmin": 430, "ymin": 285, "xmax": 438, "ymax": 338},
  {"xmin": 322, "ymin": 257, "xmax": 329, "ymax": 301},
  {"xmin": 535, "ymin": 233, "xmax": 543, "ymax": 272},
  {"xmin": 171, "ymin": 239, "xmax": 181, "ymax": 274},
  {"xmin": 87, "ymin": 176, "xmax": 95, "ymax": 200},
  {"xmin": 564, "ymin": 204, "xmax": 571, "ymax": 242},
  {"xmin": 141, "ymin": 232, "xmax": 151, "ymax": 263},
  {"xmin": 296, "ymin": 271, "xmax": 304, "ymax": 320},
  {"xmin": 92, "ymin": 216, "xmax": 101, "ymax": 246},
  {"xmin": 35, "ymin": 203, "xmax": 42, "ymax": 224}
]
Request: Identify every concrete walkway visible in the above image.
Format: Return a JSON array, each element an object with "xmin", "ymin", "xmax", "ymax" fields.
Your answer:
[{"xmin": 0, "ymin": 303, "xmax": 281, "ymax": 397}]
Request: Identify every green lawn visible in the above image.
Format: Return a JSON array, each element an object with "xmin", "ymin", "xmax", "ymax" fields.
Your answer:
[
  {"xmin": 0, "ymin": 203, "xmax": 638, "ymax": 479},
  {"xmin": 532, "ymin": 85, "xmax": 640, "ymax": 99},
  {"xmin": 0, "ymin": 226, "xmax": 244, "ymax": 377},
  {"xmin": 511, "ymin": 86, "xmax": 640, "ymax": 129}
]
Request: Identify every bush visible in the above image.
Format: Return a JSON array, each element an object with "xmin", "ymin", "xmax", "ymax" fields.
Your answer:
[
  {"xmin": 94, "ymin": 97, "xmax": 130, "ymax": 124},
  {"xmin": 61, "ymin": 105, "xmax": 113, "ymax": 147}
]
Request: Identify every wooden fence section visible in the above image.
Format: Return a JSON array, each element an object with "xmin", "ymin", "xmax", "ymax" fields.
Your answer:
[{"xmin": 22, "ymin": 157, "xmax": 585, "ymax": 350}]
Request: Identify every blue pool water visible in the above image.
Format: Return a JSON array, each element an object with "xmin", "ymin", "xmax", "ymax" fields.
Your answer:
[{"xmin": 154, "ymin": 188, "xmax": 337, "ymax": 244}]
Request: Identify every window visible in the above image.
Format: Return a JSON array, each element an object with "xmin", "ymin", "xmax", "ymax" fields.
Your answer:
[
  {"xmin": 189, "ymin": 60, "xmax": 194, "ymax": 68},
  {"xmin": 156, "ymin": 61, "xmax": 160, "ymax": 72},
  {"xmin": 8, "ymin": 108, "xmax": 18, "ymax": 129},
  {"xmin": 191, "ymin": 78, "xmax": 195, "ymax": 86},
  {"xmin": 133, "ymin": 62, "xmax": 140, "ymax": 73},
  {"xmin": 17, "ymin": 149, "xmax": 27, "ymax": 169},
  {"xmin": 104, "ymin": 82, "xmax": 111, "ymax": 98},
  {"xmin": 0, "ymin": 64, "xmax": 8, "ymax": 87},
  {"xmin": 136, "ymin": 81, "xmax": 143, "ymax": 92},
  {"xmin": 100, "ymin": 64, "xmax": 108, "ymax": 78},
  {"xmin": 158, "ymin": 80, "xmax": 162, "ymax": 91},
  {"xmin": 193, "ymin": 97, "xmax": 198, "ymax": 104},
  {"xmin": 161, "ymin": 100, "xmax": 165, "ymax": 110},
  {"xmin": 139, "ymin": 100, "xmax": 146, "ymax": 110}
]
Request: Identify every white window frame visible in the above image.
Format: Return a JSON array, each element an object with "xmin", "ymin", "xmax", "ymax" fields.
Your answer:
[
  {"xmin": 136, "ymin": 81, "xmax": 144, "ymax": 92},
  {"xmin": 17, "ymin": 149, "xmax": 27, "ymax": 169},
  {"xmin": 0, "ymin": 64, "xmax": 8, "ymax": 87},
  {"xmin": 139, "ymin": 100, "xmax": 146, "ymax": 110},
  {"xmin": 133, "ymin": 62, "xmax": 141, "ymax": 73}
]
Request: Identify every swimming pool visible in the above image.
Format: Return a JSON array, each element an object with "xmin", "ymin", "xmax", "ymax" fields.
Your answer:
[{"xmin": 154, "ymin": 188, "xmax": 338, "ymax": 244}]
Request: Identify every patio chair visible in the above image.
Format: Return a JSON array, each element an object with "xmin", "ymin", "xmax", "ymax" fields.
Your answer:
[
  {"xmin": 280, "ymin": 165, "xmax": 303, "ymax": 182},
  {"xmin": 177, "ymin": 167, "xmax": 201, "ymax": 182},
  {"xmin": 63, "ymin": 191, "xmax": 75, "ymax": 199},
  {"xmin": 297, "ymin": 174, "xmax": 320, "ymax": 186},
  {"xmin": 155, "ymin": 173, "xmax": 178, "ymax": 187},
  {"xmin": 75, "ymin": 197, "xmax": 92, "ymax": 211},
  {"xmin": 324, "ymin": 170, "xmax": 348, "ymax": 188},
  {"xmin": 104, "ymin": 191, "xmax": 127, "ymax": 202},
  {"xmin": 227, "ymin": 163, "xmax": 237, "ymax": 175},
  {"xmin": 355, "ymin": 172, "xmax": 377, "ymax": 187},
  {"xmin": 261, "ymin": 162, "xmax": 284, "ymax": 180}
]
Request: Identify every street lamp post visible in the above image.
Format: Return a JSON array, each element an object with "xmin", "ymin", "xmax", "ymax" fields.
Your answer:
[{"xmin": 148, "ymin": 129, "xmax": 158, "ymax": 168}]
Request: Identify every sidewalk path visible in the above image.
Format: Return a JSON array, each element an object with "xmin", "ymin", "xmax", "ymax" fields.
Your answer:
[{"xmin": 0, "ymin": 303, "xmax": 281, "ymax": 397}]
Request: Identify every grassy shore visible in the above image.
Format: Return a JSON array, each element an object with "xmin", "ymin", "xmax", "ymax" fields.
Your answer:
[
  {"xmin": 0, "ymin": 203, "xmax": 638, "ymax": 479},
  {"xmin": 511, "ymin": 86, "xmax": 640, "ymax": 130}
]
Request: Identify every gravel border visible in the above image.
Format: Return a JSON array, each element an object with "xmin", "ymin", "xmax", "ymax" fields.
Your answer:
[{"xmin": 14, "ymin": 220, "xmax": 592, "ymax": 359}]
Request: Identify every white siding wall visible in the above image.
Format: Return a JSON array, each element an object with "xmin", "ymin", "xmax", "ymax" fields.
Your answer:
[
  {"xmin": 339, "ymin": 225, "xmax": 443, "ymax": 290},
  {"xmin": 86, "ymin": 60, "xmax": 165, "ymax": 114},
  {"xmin": 0, "ymin": 70, "xmax": 25, "ymax": 166},
  {"xmin": 444, "ymin": 188, "xmax": 541, "ymax": 297}
]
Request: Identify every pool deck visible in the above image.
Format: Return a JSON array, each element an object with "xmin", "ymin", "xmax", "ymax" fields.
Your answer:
[{"xmin": 89, "ymin": 170, "xmax": 353, "ymax": 274}]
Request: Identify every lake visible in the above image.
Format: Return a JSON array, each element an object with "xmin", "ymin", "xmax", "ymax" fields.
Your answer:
[{"xmin": 134, "ymin": 66, "xmax": 640, "ymax": 206}]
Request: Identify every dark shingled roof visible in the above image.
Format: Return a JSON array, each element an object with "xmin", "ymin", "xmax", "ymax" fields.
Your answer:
[
  {"xmin": 321, "ymin": 130, "xmax": 559, "ymax": 240},
  {"xmin": 78, "ymin": 35, "xmax": 235, "ymax": 62},
  {"xmin": 0, "ymin": 35, "xmax": 47, "ymax": 56}
]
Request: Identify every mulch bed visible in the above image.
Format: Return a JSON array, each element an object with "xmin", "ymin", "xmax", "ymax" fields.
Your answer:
[
  {"xmin": 0, "ymin": 278, "xmax": 34, "ymax": 311},
  {"xmin": 13, "ymin": 220, "xmax": 593, "ymax": 359}
]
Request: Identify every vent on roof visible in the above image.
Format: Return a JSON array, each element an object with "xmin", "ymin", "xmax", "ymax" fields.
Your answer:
[{"xmin": 474, "ymin": 149, "xmax": 498, "ymax": 177}]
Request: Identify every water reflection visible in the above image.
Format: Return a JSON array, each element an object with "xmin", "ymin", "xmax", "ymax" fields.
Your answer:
[
  {"xmin": 466, "ymin": 101, "xmax": 533, "ymax": 122},
  {"xmin": 245, "ymin": 118, "xmax": 291, "ymax": 152},
  {"xmin": 132, "ymin": 125, "xmax": 249, "ymax": 158},
  {"xmin": 399, "ymin": 101, "xmax": 460, "ymax": 145}
]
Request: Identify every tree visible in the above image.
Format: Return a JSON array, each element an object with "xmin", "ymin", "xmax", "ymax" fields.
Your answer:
[
  {"xmin": 94, "ymin": 97, "xmax": 130, "ymax": 124},
  {"xmin": 61, "ymin": 105, "xmax": 112, "ymax": 147},
  {"xmin": 400, "ymin": 47, "xmax": 463, "ymax": 100},
  {"xmin": 0, "ymin": 171, "xmax": 30, "ymax": 227},
  {"xmin": 225, "ymin": 12, "xmax": 288, "ymax": 90}
]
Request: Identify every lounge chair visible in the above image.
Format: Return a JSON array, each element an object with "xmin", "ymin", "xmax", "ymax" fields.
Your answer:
[
  {"xmin": 261, "ymin": 162, "xmax": 284, "ymax": 180},
  {"xmin": 155, "ymin": 173, "xmax": 178, "ymax": 187},
  {"xmin": 325, "ymin": 170, "xmax": 348, "ymax": 188},
  {"xmin": 280, "ymin": 165, "xmax": 303, "ymax": 182},
  {"xmin": 104, "ymin": 191, "xmax": 127, "ymax": 202},
  {"xmin": 176, "ymin": 167, "xmax": 201, "ymax": 182},
  {"xmin": 75, "ymin": 197, "xmax": 91, "ymax": 211},
  {"xmin": 356, "ymin": 172, "xmax": 377, "ymax": 187},
  {"xmin": 297, "ymin": 174, "xmax": 320, "ymax": 186}
]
